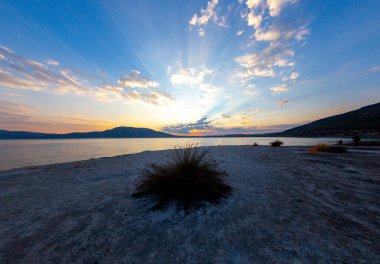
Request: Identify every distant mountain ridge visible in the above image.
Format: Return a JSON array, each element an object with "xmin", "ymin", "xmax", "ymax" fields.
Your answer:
[
  {"xmin": 0, "ymin": 127, "xmax": 174, "ymax": 139},
  {"xmin": 1, "ymin": 102, "xmax": 379, "ymax": 139},
  {"xmin": 276, "ymin": 102, "xmax": 380, "ymax": 137}
]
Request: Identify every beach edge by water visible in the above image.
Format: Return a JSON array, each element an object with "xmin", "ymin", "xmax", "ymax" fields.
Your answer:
[{"xmin": 1, "ymin": 145, "xmax": 379, "ymax": 263}]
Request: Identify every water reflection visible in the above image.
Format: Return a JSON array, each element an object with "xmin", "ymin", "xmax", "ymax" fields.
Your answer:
[{"xmin": 0, "ymin": 137, "xmax": 341, "ymax": 171}]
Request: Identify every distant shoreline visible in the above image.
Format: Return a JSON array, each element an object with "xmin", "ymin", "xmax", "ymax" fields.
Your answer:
[
  {"xmin": 2, "ymin": 143, "xmax": 380, "ymax": 173},
  {"xmin": 1, "ymin": 135, "xmax": 380, "ymax": 140}
]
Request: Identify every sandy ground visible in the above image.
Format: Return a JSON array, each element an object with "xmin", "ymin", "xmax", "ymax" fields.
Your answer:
[{"xmin": 0, "ymin": 146, "xmax": 379, "ymax": 263}]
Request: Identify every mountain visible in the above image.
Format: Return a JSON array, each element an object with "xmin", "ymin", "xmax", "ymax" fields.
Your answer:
[
  {"xmin": 277, "ymin": 102, "xmax": 380, "ymax": 137},
  {"xmin": 1, "ymin": 103, "xmax": 379, "ymax": 139},
  {"xmin": 0, "ymin": 127, "xmax": 175, "ymax": 139}
]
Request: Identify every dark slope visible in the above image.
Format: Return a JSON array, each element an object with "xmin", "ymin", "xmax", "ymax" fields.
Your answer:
[
  {"xmin": 0, "ymin": 127, "xmax": 175, "ymax": 139},
  {"xmin": 278, "ymin": 102, "xmax": 380, "ymax": 137}
]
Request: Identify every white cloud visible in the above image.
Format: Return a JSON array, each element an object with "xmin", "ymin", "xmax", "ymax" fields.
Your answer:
[
  {"xmin": 290, "ymin": 72, "xmax": 299, "ymax": 80},
  {"xmin": 247, "ymin": 11, "xmax": 263, "ymax": 30},
  {"xmin": 267, "ymin": 0, "xmax": 297, "ymax": 17},
  {"xmin": 246, "ymin": 0, "xmax": 263, "ymax": 9},
  {"xmin": 236, "ymin": 29, "xmax": 245, "ymax": 36},
  {"xmin": 189, "ymin": 0, "xmax": 225, "ymax": 36},
  {"xmin": 271, "ymin": 85, "xmax": 288, "ymax": 95},
  {"xmin": 236, "ymin": 46, "xmax": 294, "ymax": 79},
  {"xmin": 118, "ymin": 70, "xmax": 159, "ymax": 88},
  {"xmin": 170, "ymin": 67, "xmax": 212, "ymax": 85},
  {"xmin": 236, "ymin": 0, "xmax": 308, "ymax": 83},
  {"xmin": 0, "ymin": 45, "xmax": 172, "ymax": 105},
  {"xmin": 190, "ymin": 0, "xmax": 218, "ymax": 26},
  {"xmin": 47, "ymin": 59, "xmax": 59, "ymax": 66}
]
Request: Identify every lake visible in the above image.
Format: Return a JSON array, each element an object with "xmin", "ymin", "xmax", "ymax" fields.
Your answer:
[{"xmin": 0, "ymin": 137, "xmax": 343, "ymax": 171}]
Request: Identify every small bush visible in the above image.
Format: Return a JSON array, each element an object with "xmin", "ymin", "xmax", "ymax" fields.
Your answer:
[
  {"xmin": 132, "ymin": 144, "xmax": 232, "ymax": 213},
  {"xmin": 270, "ymin": 140, "xmax": 283, "ymax": 147},
  {"xmin": 253, "ymin": 142, "xmax": 258, "ymax": 146},
  {"xmin": 309, "ymin": 144, "xmax": 348, "ymax": 154}
]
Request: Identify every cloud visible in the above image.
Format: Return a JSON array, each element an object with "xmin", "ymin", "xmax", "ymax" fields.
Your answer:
[
  {"xmin": 247, "ymin": 12, "xmax": 263, "ymax": 30},
  {"xmin": 242, "ymin": 83, "xmax": 260, "ymax": 95},
  {"xmin": 100, "ymin": 84, "xmax": 173, "ymax": 105},
  {"xmin": 0, "ymin": 45, "xmax": 172, "ymax": 105},
  {"xmin": 170, "ymin": 66, "xmax": 212, "ymax": 85},
  {"xmin": 117, "ymin": 70, "xmax": 159, "ymax": 88},
  {"xmin": 236, "ymin": 29, "xmax": 245, "ymax": 36},
  {"xmin": 370, "ymin": 65, "xmax": 380, "ymax": 72},
  {"xmin": 246, "ymin": 0, "xmax": 263, "ymax": 9},
  {"xmin": 47, "ymin": 59, "xmax": 59, "ymax": 66},
  {"xmin": 162, "ymin": 114, "xmax": 300, "ymax": 135},
  {"xmin": 277, "ymin": 99, "xmax": 289, "ymax": 106},
  {"xmin": 236, "ymin": 0, "xmax": 308, "ymax": 84},
  {"xmin": 236, "ymin": 45, "xmax": 294, "ymax": 79},
  {"xmin": 189, "ymin": 0, "xmax": 225, "ymax": 36},
  {"xmin": 266, "ymin": 0, "xmax": 297, "ymax": 17},
  {"xmin": 290, "ymin": 72, "xmax": 299, "ymax": 79},
  {"xmin": 162, "ymin": 117, "xmax": 214, "ymax": 134},
  {"xmin": 271, "ymin": 85, "xmax": 288, "ymax": 95}
]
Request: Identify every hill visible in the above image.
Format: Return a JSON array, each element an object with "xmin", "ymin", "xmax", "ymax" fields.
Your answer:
[
  {"xmin": 277, "ymin": 102, "xmax": 380, "ymax": 137},
  {"xmin": 1, "ymin": 103, "xmax": 379, "ymax": 139},
  {"xmin": 0, "ymin": 127, "xmax": 174, "ymax": 139}
]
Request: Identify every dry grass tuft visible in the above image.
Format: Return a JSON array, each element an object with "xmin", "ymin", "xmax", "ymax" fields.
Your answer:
[
  {"xmin": 309, "ymin": 144, "xmax": 348, "ymax": 154},
  {"xmin": 270, "ymin": 140, "xmax": 284, "ymax": 147},
  {"xmin": 132, "ymin": 144, "xmax": 232, "ymax": 213}
]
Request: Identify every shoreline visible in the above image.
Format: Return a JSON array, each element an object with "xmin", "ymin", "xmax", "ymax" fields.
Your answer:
[
  {"xmin": 1, "ymin": 144, "xmax": 380, "ymax": 173},
  {"xmin": 1, "ymin": 145, "xmax": 379, "ymax": 263}
]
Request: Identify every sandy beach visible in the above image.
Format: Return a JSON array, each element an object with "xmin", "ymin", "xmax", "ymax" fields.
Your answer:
[{"xmin": 1, "ymin": 145, "xmax": 379, "ymax": 263}]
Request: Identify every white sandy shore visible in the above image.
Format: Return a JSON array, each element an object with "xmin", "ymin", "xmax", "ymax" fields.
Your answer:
[{"xmin": 0, "ymin": 146, "xmax": 379, "ymax": 263}]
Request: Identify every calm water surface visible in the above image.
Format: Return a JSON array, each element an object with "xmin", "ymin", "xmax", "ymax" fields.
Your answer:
[{"xmin": 0, "ymin": 137, "xmax": 342, "ymax": 171}]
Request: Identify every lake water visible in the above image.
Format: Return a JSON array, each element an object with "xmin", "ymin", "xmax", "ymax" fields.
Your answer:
[{"xmin": 0, "ymin": 137, "xmax": 343, "ymax": 171}]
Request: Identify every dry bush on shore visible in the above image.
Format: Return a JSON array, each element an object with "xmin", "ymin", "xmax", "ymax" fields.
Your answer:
[
  {"xmin": 132, "ymin": 144, "xmax": 232, "ymax": 213},
  {"xmin": 270, "ymin": 140, "xmax": 283, "ymax": 147},
  {"xmin": 309, "ymin": 144, "xmax": 348, "ymax": 154}
]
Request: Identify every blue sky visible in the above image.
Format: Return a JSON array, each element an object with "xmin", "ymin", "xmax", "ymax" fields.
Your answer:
[{"xmin": 0, "ymin": 0, "xmax": 379, "ymax": 135}]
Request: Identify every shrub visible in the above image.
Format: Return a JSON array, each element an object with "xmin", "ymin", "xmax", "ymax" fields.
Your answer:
[
  {"xmin": 270, "ymin": 140, "xmax": 283, "ymax": 147},
  {"xmin": 309, "ymin": 144, "xmax": 348, "ymax": 154},
  {"xmin": 253, "ymin": 142, "xmax": 258, "ymax": 146},
  {"xmin": 132, "ymin": 144, "xmax": 232, "ymax": 213}
]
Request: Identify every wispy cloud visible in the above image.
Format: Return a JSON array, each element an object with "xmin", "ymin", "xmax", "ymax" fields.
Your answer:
[
  {"xmin": 235, "ymin": 0, "xmax": 309, "ymax": 94},
  {"xmin": 271, "ymin": 84, "xmax": 288, "ymax": 95},
  {"xmin": 277, "ymin": 99, "xmax": 289, "ymax": 106},
  {"xmin": 118, "ymin": 70, "xmax": 159, "ymax": 88},
  {"xmin": 189, "ymin": 0, "xmax": 226, "ymax": 36},
  {"xmin": 0, "ymin": 45, "xmax": 172, "ymax": 105},
  {"xmin": 162, "ymin": 114, "xmax": 299, "ymax": 135},
  {"xmin": 236, "ymin": 29, "xmax": 245, "ymax": 36},
  {"xmin": 170, "ymin": 66, "xmax": 212, "ymax": 85},
  {"xmin": 162, "ymin": 117, "xmax": 213, "ymax": 134},
  {"xmin": 46, "ymin": 59, "xmax": 59, "ymax": 66}
]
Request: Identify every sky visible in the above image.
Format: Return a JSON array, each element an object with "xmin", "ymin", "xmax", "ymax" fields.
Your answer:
[{"xmin": 0, "ymin": 0, "xmax": 379, "ymax": 135}]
